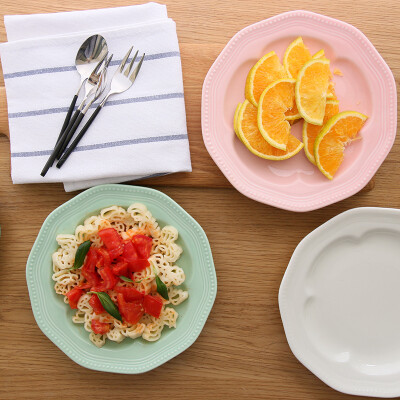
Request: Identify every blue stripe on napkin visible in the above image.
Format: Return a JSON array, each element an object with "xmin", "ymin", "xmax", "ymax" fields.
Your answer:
[
  {"xmin": 11, "ymin": 134, "xmax": 188, "ymax": 158},
  {"xmin": 3, "ymin": 51, "xmax": 180, "ymax": 79},
  {"xmin": 8, "ymin": 92, "xmax": 184, "ymax": 118}
]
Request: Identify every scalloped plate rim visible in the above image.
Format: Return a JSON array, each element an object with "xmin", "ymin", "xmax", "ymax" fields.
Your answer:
[
  {"xmin": 201, "ymin": 10, "xmax": 397, "ymax": 212},
  {"xmin": 26, "ymin": 184, "xmax": 217, "ymax": 373}
]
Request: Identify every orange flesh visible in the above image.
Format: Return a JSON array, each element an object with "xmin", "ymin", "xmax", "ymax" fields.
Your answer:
[
  {"xmin": 241, "ymin": 102, "xmax": 302, "ymax": 157},
  {"xmin": 286, "ymin": 43, "xmax": 312, "ymax": 78},
  {"xmin": 318, "ymin": 116, "xmax": 366, "ymax": 176},
  {"xmin": 297, "ymin": 62, "xmax": 331, "ymax": 123},
  {"xmin": 251, "ymin": 54, "xmax": 286, "ymax": 104},
  {"xmin": 305, "ymin": 102, "xmax": 339, "ymax": 159},
  {"xmin": 260, "ymin": 80, "xmax": 296, "ymax": 147}
]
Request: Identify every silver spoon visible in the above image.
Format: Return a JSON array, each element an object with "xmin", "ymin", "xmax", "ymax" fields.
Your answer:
[{"xmin": 56, "ymin": 35, "xmax": 108, "ymax": 143}]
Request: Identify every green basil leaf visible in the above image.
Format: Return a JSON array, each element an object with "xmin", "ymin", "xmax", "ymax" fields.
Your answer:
[
  {"xmin": 93, "ymin": 292, "xmax": 122, "ymax": 321},
  {"xmin": 156, "ymin": 275, "xmax": 169, "ymax": 300},
  {"xmin": 119, "ymin": 275, "xmax": 134, "ymax": 283},
  {"xmin": 135, "ymin": 280, "xmax": 143, "ymax": 284},
  {"xmin": 70, "ymin": 240, "xmax": 91, "ymax": 270}
]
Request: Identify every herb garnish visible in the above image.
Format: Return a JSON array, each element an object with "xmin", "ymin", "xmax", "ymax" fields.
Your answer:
[
  {"xmin": 70, "ymin": 240, "xmax": 91, "ymax": 270},
  {"xmin": 92, "ymin": 292, "xmax": 122, "ymax": 321}
]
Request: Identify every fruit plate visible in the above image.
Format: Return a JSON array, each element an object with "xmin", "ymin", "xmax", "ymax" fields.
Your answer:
[
  {"xmin": 279, "ymin": 208, "xmax": 400, "ymax": 397},
  {"xmin": 26, "ymin": 184, "xmax": 217, "ymax": 373},
  {"xmin": 201, "ymin": 10, "xmax": 397, "ymax": 212}
]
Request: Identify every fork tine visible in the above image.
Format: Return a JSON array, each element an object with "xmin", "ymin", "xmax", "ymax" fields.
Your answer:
[
  {"xmin": 118, "ymin": 46, "xmax": 133, "ymax": 72},
  {"xmin": 93, "ymin": 51, "xmax": 108, "ymax": 75},
  {"xmin": 129, "ymin": 53, "xmax": 145, "ymax": 83},
  {"xmin": 124, "ymin": 50, "xmax": 138, "ymax": 77}
]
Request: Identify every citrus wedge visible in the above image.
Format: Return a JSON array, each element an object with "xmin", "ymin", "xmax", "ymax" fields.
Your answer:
[
  {"xmin": 257, "ymin": 79, "xmax": 297, "ymax": 150},
  {"xmin": 326, "ymin": 81, "xmax": 337, "ymax": 100},
  {"xmin": 237, "ymin": 100, "xmax": 303, "ymax": 160},
  {"xmin": 285, "ymin": 102, "xmax": 301, "ymax": 121},
  {"xmin": 303, "ymin": 100, "xmax": 339, "ymax": 165},
  {"xmin": 312, "ymin": 49, "xmax": 325, "ymax": 59},
  {"xmin": 314, "ymin": 111, "xmax": 368, "ymax": 179},
  {"xmin": 234, "ymin": 102, "xmax": 242, "ymax": 140},
  {"xmin": 283, "ymin": 37, "xmax": 312, "ymax": 79},
  {"xmin": 295, "ymin": 58, "xmax": 331, "ymax": 125},
  {"xmin": 245, "ymin": 51, "xmax": 286, "ymax": 107}
]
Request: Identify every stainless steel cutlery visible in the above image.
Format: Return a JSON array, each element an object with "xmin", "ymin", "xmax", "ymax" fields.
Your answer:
[
  {"xmin": 41, "ymin": 38, "xmax": 145, "ymax": 176},
  {"xmin": 56, "ymin": 47, "xmax": 145, "ymax": 168}
]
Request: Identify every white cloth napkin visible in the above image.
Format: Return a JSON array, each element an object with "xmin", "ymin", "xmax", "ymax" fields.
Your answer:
[{"xmin": 0, "ymin": 3, "xmax": 192, "ymax": 192}]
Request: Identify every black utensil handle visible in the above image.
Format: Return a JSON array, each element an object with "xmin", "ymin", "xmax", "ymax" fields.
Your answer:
[
  {"xmin": 41, "ymin": 109, "xmax": 84, "ymax": 177},
  {"xmin": 55, "ymin": 108, "xmax": 81, "ymax": 155},
  {"xmin": 56, "ymin": 106, "xmax": 103, "ymax": 169},
  {"xmin": 55, "ymin": 111, "xmax": 85, "ymax": 160},
  {"xmin": 56, "ymin": 94, "xmax": 78, "ymax": 144}
]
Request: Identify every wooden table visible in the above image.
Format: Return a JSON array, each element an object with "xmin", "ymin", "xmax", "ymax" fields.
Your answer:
[{"xmin": 0, "ymin": 1, "xmax": 398, "ymax": 399}]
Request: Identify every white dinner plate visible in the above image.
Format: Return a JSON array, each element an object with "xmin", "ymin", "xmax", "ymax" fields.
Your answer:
[{"xmin": 279, "ymin": 208, "xmax": 400, "ymax": 397}]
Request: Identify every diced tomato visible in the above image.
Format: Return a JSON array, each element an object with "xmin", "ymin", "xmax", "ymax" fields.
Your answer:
[
  {"xmin": 112, "ymin": 260, "xmax": 129, "ymax": 277},
  {"xmin": 91, "ymin": 266, "xmax": 118, "ymax": 292},
  {"xmin": 143, "ymin": 295, "xmax": 163, "ymax": 318},
  {"xmin": 128, "ymin": 258, "xmax": 150, "ymax": 273},
  {"xmin": 76, "ymin": 282, "xmax": 92, "ymax": 289},
  {"xmin": 89, "ymin": 294, "xmax": 105, "ymax": 314},
  {"xmin": 81, "ymin": 247, "xmax": 101, "ymax": 287},
  {"xmin": 98, "ymin": 228, "xmax": 124, "ymax": 259},
  {"xmin": 66, "ymin": 288, "xmax": 83, "ymax": 309},
  {"xmin": 115, "ymin": 286, "xmax": 144, "ymax": 302},
  {"xmin": 91, "ymin": 319, "xmax": 110, "ymax": 335},
  {"xmin": 132, "ymin": 235, "xmax": 153, "ymax": 259},
  {"xmin": 96, "ymin": 247, "xmax": 111, "ymax": 269},
  {"xmin": 117, "ymin": 293, "xmax": 144, "ymax": 325},
  {"xmin": 120, "ymin": 241, "xmax": 138, "ymax": 263}
]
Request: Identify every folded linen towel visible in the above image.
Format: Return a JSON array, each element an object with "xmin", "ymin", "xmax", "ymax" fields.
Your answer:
[{"xmin": 0, "ymin": 3, "xmax": 191, "ymax": 191}]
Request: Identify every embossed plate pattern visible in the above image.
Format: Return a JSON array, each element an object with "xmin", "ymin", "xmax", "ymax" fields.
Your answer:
[
  {"xmin": 26, "ymin": 184, "xmax": 217, "ymax": 373},
  {"xmin": 201, "ymin": 11, "xmax": 397, "ymax": 212},
  {"xmin": 279, "ymin": 208, "xmax": 400, "ymax": 397}
]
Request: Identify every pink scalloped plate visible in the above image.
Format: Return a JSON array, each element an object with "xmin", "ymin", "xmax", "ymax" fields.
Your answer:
[{"xmin": 201, "ymin": 10, "xmax": 397, "ymax": 212}]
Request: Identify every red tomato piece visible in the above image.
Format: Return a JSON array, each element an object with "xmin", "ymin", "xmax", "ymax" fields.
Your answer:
[
  {"xmin": 66, "ymin": 288, "xmax": 83, "ymax": 309},
  {"xmin": 117, "ymin": 293, "xmax": 144, "ymax": 325},
  {"xmin": 115, "ymin": 286, "xmax": 144, "ymax": 302},
  {"xmin": 132, "ymin": 235, "xmax": 153, "ymax": 259},
  {"xmin": 120, "ymin": 241, "xmax": 139, "ymax": 263},
  {"xmin": 91, "ymin": 266, "xmax": 118, "ymax": 292},
  {"xmin": 89, "ymin": 294, "xmax": 105, "ymax": 314},
  {"xmin": 98, "ymin": 228, "xmax": 124, "ymax": 259},
  {"xmin": 96, "ymin": 247, "xmax": 111, "ymax": 269},
  {"xmin": 112, "ymin": 261, "xmax": 129, "ymax": 277},
  {"xmin": 91, "ymin": 319, "xmax": 110, "ymax": 335},
  {"xmin": 128, "ymin": 258, "xmax": 150, "ymax": 273},
  {"xmin": 81, "ymin": 247, "xmax": 101, "ymax": 287},
  {"xmin": 143, "ymin": 295, "xmax": 163, "ymax": 318}
]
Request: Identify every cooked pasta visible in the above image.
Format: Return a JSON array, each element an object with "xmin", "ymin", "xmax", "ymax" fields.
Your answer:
[{"xmin": 52, "ymin": 204, "xmax": 188, "ymax": 347}]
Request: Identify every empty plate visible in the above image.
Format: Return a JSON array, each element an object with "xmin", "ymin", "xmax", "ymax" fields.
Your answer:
[{"xmin": 279, "ymin": 207, "xmax": 400, "ymax": 397}]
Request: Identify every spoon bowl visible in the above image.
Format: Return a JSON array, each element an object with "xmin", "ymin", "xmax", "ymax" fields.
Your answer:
[{"xmin": 76, "ymin": 35, "xmax": 108, "ymax": 87}]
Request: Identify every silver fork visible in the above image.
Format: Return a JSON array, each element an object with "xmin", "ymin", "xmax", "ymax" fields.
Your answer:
[
  {"xmin": 41, "ymin": 53, "xmax": 111, "ymax": 177},
  {"xmin": 56, "ymin": 47, "xmax": 145, "ymax": 168}
]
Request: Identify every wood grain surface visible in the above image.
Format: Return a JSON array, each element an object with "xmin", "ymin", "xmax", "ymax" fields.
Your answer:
[{"xmin": 0, "ymin": 1, "xmax": 398, "ymax": 399}]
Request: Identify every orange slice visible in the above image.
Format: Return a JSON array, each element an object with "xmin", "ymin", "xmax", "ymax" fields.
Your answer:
[
  {"xmin": 326, "ymin": 82, "xmax": 337, "ymax": 100},
  {"xmin": 285, "ymin": 101, "xmax": 301, "ymax": 122},
  {"xmin": 312, "ymin": 49, "xmax": 325, "ymax": 59},
  {"xmin": 303, "ymin": 100, "xmax": 339, "ymax": 165},
  {"xmin": 245, "ymin": 51, "xmax": 286, "ymax": 107},
  {"xmin": 314, "ymin": 111, "xmax": 368, "ymax": 179},
  {"xmin": 237, "ymin": 100, "xmax": 303, "ymax": 160},
  {"xmin": 233, "ymin": 102, "xmax": 242, "ymax": 140},
  {"xmin": 283, "ymin": 37, "xmax": 312, "ymax": 79},
  {"xmin": 295, "ymin": 58, "xmax": 331, "ymax": 125},
  {"xmin": 257, "ymin": 79, "xmax": 297, "ymax": 150}
]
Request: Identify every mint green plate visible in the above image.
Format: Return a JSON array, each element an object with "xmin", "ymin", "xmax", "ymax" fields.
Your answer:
[{"xmin": 26, "ymin": 184, "xmax": 217, "ymax": 373}]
